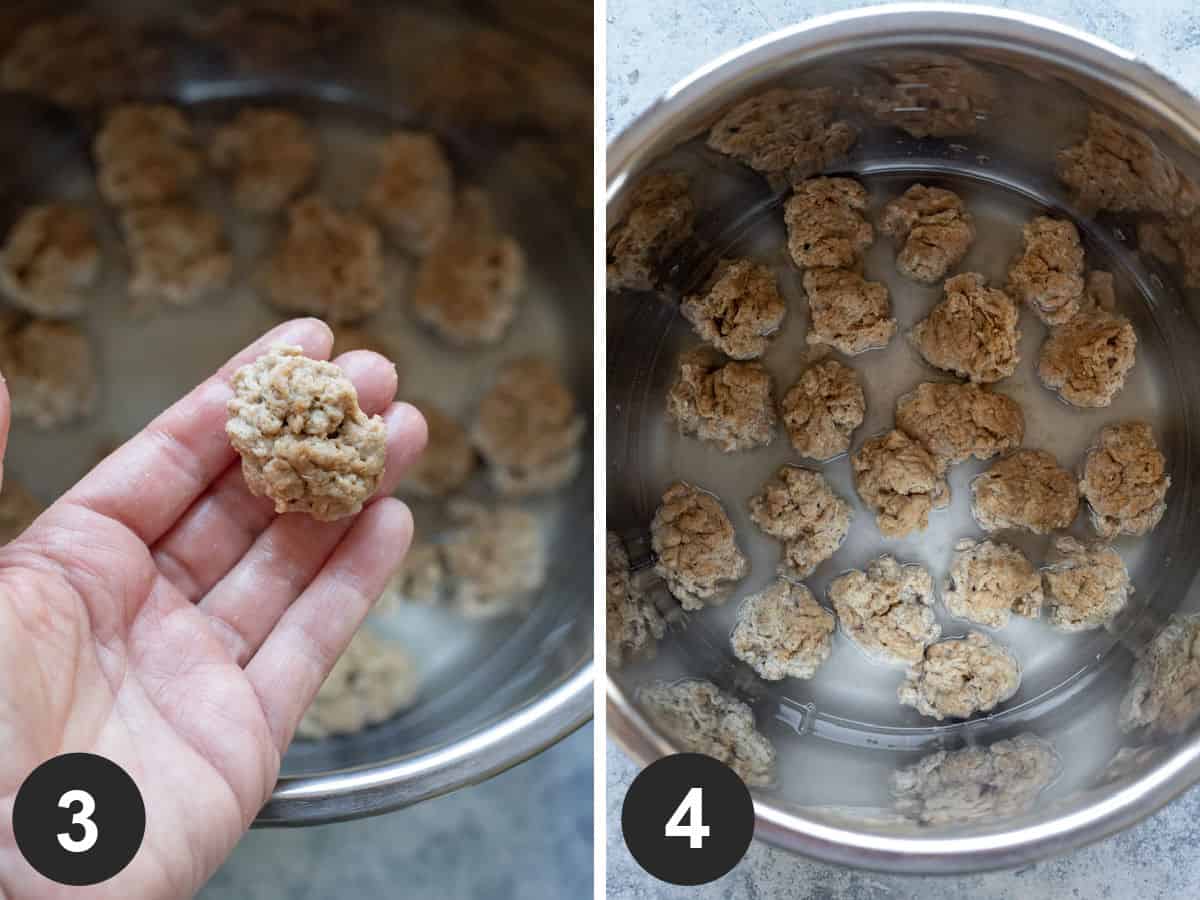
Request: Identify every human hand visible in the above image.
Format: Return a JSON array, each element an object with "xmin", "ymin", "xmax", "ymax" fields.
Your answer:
[{"xmin": 0, "ymin": 318, "xmax": 427, "ymax": 899}]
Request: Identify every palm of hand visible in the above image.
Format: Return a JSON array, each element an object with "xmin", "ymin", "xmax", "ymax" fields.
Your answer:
[
  {"xmin": 0, "ymin": 522, "xmax": 276, "ymax": 900},
  {"xmin": 0, "ymin": 319, "xmax": 423, "ymax": 899}
]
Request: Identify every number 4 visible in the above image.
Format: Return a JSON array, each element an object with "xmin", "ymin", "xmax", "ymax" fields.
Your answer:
[{"xmin": 664, "ymin": 787, "xmax": 710, "ymax": 849}]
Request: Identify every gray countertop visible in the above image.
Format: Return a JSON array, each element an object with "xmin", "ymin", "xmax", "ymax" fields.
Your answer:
[
  {"xmin": 606, "ymin": 0, "xmax": 1200, "ymax": 896},
  {"xmin": 199, "ymin": 724, "xmax": 592, "ymax": 900}
]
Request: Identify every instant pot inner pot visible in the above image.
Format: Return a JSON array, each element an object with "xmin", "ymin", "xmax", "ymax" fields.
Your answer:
[
  {"xmin": 0, "ymin": 2, "xmax": 592, "ymax": 786},
  {"xmin": 609, "ymin": 42, "xmax": 1200, "ymax": 837}
]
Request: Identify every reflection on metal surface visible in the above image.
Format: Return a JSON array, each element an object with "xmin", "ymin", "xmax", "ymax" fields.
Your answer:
[
  {"xmin": 1120, "ymin": 613, "xmax": 1200, "ymax": 737},
  {"xmin": 637, "ymin": 678, "xmax": 777, "ymax": 788},
  {"xmin": 860, "ymin": 52, "xmax": 997, "ymax": 139},
  {"xmin": 891, "ymin": 733, "xmax": 1061, "ymax": 825}
]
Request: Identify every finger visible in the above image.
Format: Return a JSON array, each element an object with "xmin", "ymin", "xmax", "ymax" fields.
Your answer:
[
  {"xmin": 336, "ymin": 349, "xmax": 400, "ymax": 403},
  {"xmin": 59, "ymin": 318, "xmax": 334, "ymax": 546},
  {"xmin": 195, "ymin": 402, "xmax": 425, "ymax": 663},
  {"xmin": 244, "ymin": 497, "xmax": 414, "ymax": 750},
  {"xmin": 150, "ymin": 351, "xmax": 407, "ymax": 602}
]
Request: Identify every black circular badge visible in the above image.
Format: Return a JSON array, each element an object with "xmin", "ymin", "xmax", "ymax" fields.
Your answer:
[
  {"xmin": 12, "ymin": 753, "xmax": 146, "ymax": 886},
  {"xmin": 621, "ymin": 753, "xmax": 755, "ymax": 885}
]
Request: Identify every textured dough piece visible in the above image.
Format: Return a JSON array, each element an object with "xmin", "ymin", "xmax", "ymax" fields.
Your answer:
[
  {"xmin": 297, "ymin": 629, "xmax": 420, "ymax": 739},
  {"xmin": 1, "ymin": 14, "xmax": 145, "ymax": 110},
  {"xmin": 651, "ymin": 482, "xmax": 746, "ymax": 610},
  {"xmin": 1098, "ymin": 745, "xmax": 1163, "ymax": 786},
  {"xmin": 732, "ymin": 580, "xmax": 835, "ymax": 680},
  {"xmin": 1082, "ymin": 268, "xmax": 1118, "ymax": 312},
  {"xmin": 441, "ymin": 500, "xmax": 546, "ymax": 619},
  {"xmin": 94, "ymin": 104, "xmax": 202, "ymax": 209},
  {"xmin": 1006, "ymin": 216, "xmax": 1086, "ymax": 326},
  {"xmin": 0, "ymin": 312, "xmax": 95, "ymax": 429},
  {"xmin": 780, "ymin": 359, "xmax": 866, "ymax": 461},
  {"xmin": 0, "ymin": 476, "xmax": 42, "ymax": 544},
  {"xmin": 912, "ymin": 272, "xmax": 1020, "ymax": 383},
  {"xmin": 210, "ymin": 107, "xmax": 318, "ymax": 214},
  {"xmin": 899, "ymin": 631, "xmax": 1021, "ymax": 720},
  {"xmin": 380, "ymin": 505, "xmax": 545, "ymax": 618},
  {"xmin": 122, "ymin": 205, "xmax": 233, "ymax": 307},
  {"xmin": 879, "ymin": 184, "xmax": 975, "ymax": 283},
  {"xmin": 400, "ymin": 404, "xmax": 475, "ymax": 498},
  {"xmin": 971, "ymin": 450, "xmax": 1078, "ymax": 534},
  {"xmin": 365, "ymin": 131, "xmax": 454, "ymax": 255},
  {"xmin": 1138, "ymin": 217, "xmax": 1200, "ymax": 288},
  {"xmin": 1137, "ymin": 219, "xmax": 1179, "ymax": 269},
  {"xmin": 1080, "ymin": 421, "xmax": 1169, "ymax": 538},
  {"xmin": 861, "ymin": 53, "xmax": 996, "ymax": 139},
  {"xmin": 607, "ymin": 531, "xmax": 666, "ymax": 668},
  {"xmin": 707, "ymin": 87, "xmax": 857, "ymax": 191},
  {"xmin": 803, "ymin": 268, "xmax": 896, "ymax": 355},
  {"xmin": 784, "ymin": 177, "xmax": 873, "ymax": 269},
  {"xmin": 896, "ymin": 382, "xmax": 1024, "ymax": 466},
  {"xmin": 852, "ymin": 430, "xmax": 950, "ymax": 538},
  {"xmin": 0, "ymin": 204, "xmax": 100, "ymax": 318},
  {"xmin": 503, "ymin": 136, "xmax": 590, "ymax": 211},
  {"xmin": 830, "ymin": 555, "xmax": 940, "ymax": 665},
  {"xmin": 1042, "ymin": 536, "xmax": 1131, "ymax": 631},
  {"xmin": 1120, "ymin": 613, "xmax": 1200, "ymax": 736},
  {"xmin": 638, "ymin": 679, "xmax": 776, "ymax": 787},
  {"xmin": 264, "ymin": 196, "xmax": 384, "ymax": 323},
  {"xmin": 415, "ymin": 27, "xmax": 589, "ymax": 135},
  {"xmin": 680, "ymin": 258, "xmax": 786, "ymax": 360},
  {"xmin": 1057, "ymin": 112, "xmax": 1200, "ymax": 217},
  {"xmin": 413, "ymin": 188, "xmax": 525, "ymax": 345},
  {"xmin": 1038, "ymin": 300, "xmax": 1136, "ymax": 409},
  {"xmin": 943, "ymin": 539, "xmax": 1043, "ymax": 628},
  {"xmin": 225, "ymin": 345, "xmax": 387, "ymax": 521},
  {"xmin": 666, "ymin": 348, "xmax": 776, "ymax": 452},
  {"xmin": 472, "ymin": 357, "xmax": 583, "ymax": 496},
  {"xmin": 749, "ymin": 466, "xmax": 851, "ymax": 579},
  {"xmin": 380, "ymin": 541, "xmax": 446, "ymax": 609},
  {"xmin": 891, "ymin": 734, "xmax": 1060, "ymax": 825},
  {"xmin": 606, "ymin": 171, "xmax": 694, "ymax": 292}
]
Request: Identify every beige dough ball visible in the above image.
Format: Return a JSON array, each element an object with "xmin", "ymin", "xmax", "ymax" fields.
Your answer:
[{"xmin": 226, "ymin": 345, "xmax": 387, "ymax": 521}]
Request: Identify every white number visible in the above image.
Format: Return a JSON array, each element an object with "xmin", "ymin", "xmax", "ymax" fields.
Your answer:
[
  {"xmin": 57, "ymin": 789, "xmax": 98, "ymax": 853},
  {"xmin": 664, "ymin": 787, "xmax": 710, "ymax": 849}
]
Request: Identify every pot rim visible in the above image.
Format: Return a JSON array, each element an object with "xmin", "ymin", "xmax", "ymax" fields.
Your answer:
[
  {"xmin": 609, "ymin": 670, "xmax": 1200, "ymax": 873},
  {"xmin": 606, "ymin": 2, "xmax": 1200, "ymax": 873},
  {"xmin": 257, "ymin": 661, "xmax": 592, "ymax": 825}
]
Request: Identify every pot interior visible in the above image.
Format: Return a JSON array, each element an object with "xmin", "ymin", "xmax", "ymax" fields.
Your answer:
[
  {"xmin": 608, "ymin": 15, "xmax": 1200, "ymax": 857},
  {"xmin": 0, "ymin": 0, "xmax": 593, "ymax": 794}
]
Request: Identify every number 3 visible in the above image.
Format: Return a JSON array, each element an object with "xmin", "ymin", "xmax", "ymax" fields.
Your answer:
[
  {"xmin": 664, "ymin": 787, "xmax": 711, "ymax": 849},
  {"xmin": 57, "ymin": 790, "xmax": 98, "ymax": 853}
]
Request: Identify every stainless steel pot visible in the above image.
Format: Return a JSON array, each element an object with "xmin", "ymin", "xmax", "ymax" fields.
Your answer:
[
  {"xmin": 0, "ymin": 0, "xmax": 593, "ymax": 825},
  {"xmin": 607, "ymin": 4, "xmax": 1200, "ymax": 873}
]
